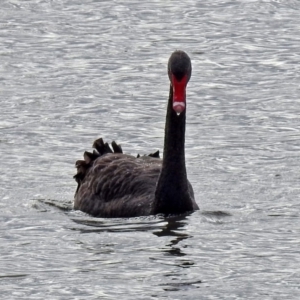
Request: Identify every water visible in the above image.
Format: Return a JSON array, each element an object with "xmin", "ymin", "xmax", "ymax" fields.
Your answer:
[{"xmin": 1, "ymin": 0, "xmax": 300, "ymax": 298}]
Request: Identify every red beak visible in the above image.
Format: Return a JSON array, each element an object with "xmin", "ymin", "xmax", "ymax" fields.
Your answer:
[{"xmin": 172, "ymin": 74, "xmax": 188, "ymax": 114}]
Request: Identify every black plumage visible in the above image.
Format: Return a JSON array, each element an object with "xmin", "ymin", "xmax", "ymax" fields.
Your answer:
[{"xmin": 74, "ymin": 50, "xmax": 199, "ymax": 217}]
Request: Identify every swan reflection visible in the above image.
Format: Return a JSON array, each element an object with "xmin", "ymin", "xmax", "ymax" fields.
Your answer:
[{"xmin": 153, "ymin": 215, "xmax": 191, "ymax": 258}]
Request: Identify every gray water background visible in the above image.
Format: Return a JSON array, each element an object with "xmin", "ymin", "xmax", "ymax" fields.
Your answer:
[{"xmin": 1, "ymin": 0, "xmax": 300, "ymax": 299}]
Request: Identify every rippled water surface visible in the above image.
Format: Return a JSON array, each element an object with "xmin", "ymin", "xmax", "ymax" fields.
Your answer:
[{"xmin": 1, "ymin": 0, "xmax": 300, "ymax": 299}]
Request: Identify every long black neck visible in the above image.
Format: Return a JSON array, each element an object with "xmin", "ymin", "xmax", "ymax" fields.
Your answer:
[{"xmin": 152, "ymin": 85, "xmax": 194, "ymax": 215}]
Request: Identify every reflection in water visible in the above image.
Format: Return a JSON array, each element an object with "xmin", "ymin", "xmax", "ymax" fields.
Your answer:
[
  {"xmin": 153, "ymin": 215, "xmax": 190, "ymax": 257},
  {"xmin": 1, "ymin": 0, "xmax": 300, "ymax": 298},
  {"xmin": 69, "ymin": 217, "xmax": 165, "ymax": 233},
  {"xmin": 153, "ymin": 215, "xmax": 202, "ymax": 291}
]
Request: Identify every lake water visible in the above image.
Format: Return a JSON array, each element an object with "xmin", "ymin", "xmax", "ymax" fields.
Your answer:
[{"xmin": 1, "ymin": 0, "xmax": 300, "ymax": 299}]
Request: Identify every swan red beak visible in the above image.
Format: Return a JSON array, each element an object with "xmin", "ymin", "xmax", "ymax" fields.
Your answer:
[{"xmin": 172, "ymin": 74, "xmax": 188, "ymax": 114}]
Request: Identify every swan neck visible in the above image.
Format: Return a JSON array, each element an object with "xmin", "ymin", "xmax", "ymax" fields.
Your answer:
[
  {"xmin": 152, "ymin": 85, "xmax": 193, "ymax": 214},
  {"xmin": 163, "ymin": 85, "xmax": 186, "ymax": 167}
]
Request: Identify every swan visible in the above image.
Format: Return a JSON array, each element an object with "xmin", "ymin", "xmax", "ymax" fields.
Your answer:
[{"xmin": 74, "ymin": 50, "xmax": 199, "ymax": 217}]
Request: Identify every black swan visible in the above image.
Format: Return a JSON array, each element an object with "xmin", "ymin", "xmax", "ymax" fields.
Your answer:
[{"xmin": 74, "ymin": 50, "xmax": 199, "ymax": 217}]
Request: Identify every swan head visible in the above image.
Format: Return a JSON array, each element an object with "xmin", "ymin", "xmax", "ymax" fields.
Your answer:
[{"xmin": 168, "ymin": 50, "xmax": 192, "ymax": 114}]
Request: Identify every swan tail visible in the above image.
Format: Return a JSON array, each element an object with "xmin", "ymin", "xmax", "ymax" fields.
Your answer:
[
  {"xmin": 74, "ymin": 138, "xmax": 123, "ymax": 195},
  {"xmin": 111, "ymin": 141, "xmax": 123, "ymax": 153}
]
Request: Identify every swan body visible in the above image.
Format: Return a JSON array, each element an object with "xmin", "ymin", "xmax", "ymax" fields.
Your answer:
[{"xmin": 74, "ymin": 50, "xmax": 199, "ymax": 217}]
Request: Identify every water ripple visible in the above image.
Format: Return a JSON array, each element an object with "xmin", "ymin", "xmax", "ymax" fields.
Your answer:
[{"xmin": 1, "ymin": 0, "xmax": 300, "ymax": 299}]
